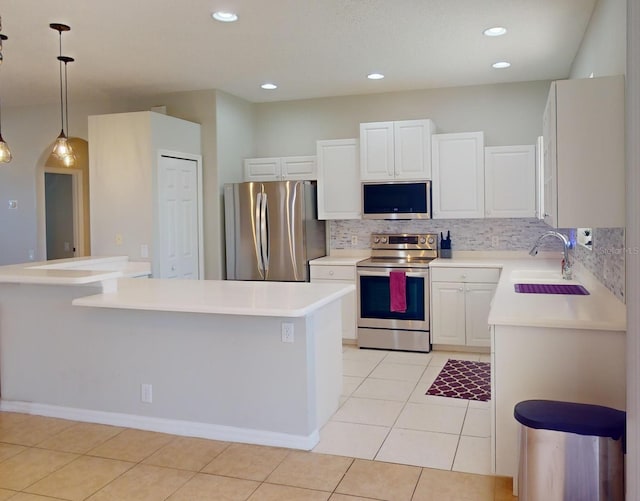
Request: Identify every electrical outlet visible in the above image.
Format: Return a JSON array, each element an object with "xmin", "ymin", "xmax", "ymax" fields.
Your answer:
[
  {"xmin": 141, "ymin": 383, "xmax": 153, "ymax": 403},
  {"xmin": 140, "ymin": 244, "xmax": 149, "ymax": 258},
  {"xmin": 281, "ymin": 322, "xmax": 294, "ymax": 343},
  {"xmin": 491, "ymin": 236, "xmax": 499, "ymax": 248},
  {"xmin": 28, "ymin": 249, "xmax": 35, "ymax": 261},
  {"xmin": 115, "ymin": 234, "xmax": 123, "ymax": 246},
  {"xmin": 351, "ymin": 235, "xmax": 358, "ymax": 245}
]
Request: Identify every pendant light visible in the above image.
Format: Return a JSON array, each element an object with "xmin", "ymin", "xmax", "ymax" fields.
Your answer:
[
  {"xmin": 0, "ymin": 16, "xmax": 11, "ymax": 163},
  {"xmin": 50, "ymin": 23, "xmax": 75, "ymax": 167}
]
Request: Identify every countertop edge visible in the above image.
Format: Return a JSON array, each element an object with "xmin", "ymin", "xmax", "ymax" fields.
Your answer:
[
  {"xmin": 72, "ymin": 282, "xmax": 355, "ymax": 317},
  {"xmin": 431, "ymin": 255, "xmax": 626, "ymax": 332}
]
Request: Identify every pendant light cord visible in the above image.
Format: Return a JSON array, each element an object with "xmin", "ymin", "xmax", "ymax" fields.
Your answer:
[
  {"xmin": 0, "ymin": 25, "xmax": 4, "ymax": 137},
  {"xmin": 58, "ymin": 31, "xmax": 64, "ymax": 132},
  {"xmin": 0, "ymin": 69, "xmax": 3, "ymax": 136},
  {"xmin": 64, "ymin": 60, "xmax": 69, "ymax": 136}
]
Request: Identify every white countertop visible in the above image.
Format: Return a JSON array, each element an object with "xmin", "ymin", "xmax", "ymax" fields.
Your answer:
[
  {"xmin": 310, "ymin": 256, "xmax": 365, "ymax": 266},
  {"xmin": 0, "ymin": 256, "xmax": 150, "ymax": 286},
  {"xmin": 72, "ymin": 278, "xmax": 355, "ymax": 317},
  {"xmin": 431, "ymin": 253, "xmax": 626, "ymax": 332}
]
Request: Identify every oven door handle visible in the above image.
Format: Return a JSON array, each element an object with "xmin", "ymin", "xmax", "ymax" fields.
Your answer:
[{"xmin": 357, "ymin": 270, "xmax": 429, "ymax": 278}]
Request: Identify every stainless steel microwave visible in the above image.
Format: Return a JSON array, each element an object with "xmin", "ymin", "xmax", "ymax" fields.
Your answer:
[{"xmin": 361, "ymin": 180, "xmax": 432, "ymax": 219}]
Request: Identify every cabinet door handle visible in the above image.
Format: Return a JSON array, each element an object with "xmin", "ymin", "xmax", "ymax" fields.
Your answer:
[
  {"xmin": 459, "ymin": 287, "xmax": 464, "ymax": 292},
  {"xmin": 329, "ymin": 270, "xmax": 334, "ymax": 276}
]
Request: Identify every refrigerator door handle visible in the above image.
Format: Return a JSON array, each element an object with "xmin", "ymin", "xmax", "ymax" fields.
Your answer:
[
  {"xmin": 255, "ymin": 192, "xmax": 265, "ymax": 273},
  {"xmin": 260, "ymin": 192, "xmax": 269, "ymax": 273}
]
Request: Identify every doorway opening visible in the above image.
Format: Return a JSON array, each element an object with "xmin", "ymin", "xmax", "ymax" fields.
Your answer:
[
  {"xmin": 37, "ymin": 137, "xmax": 90, "ymax": 261},
  {"xmin": 45, "ymin": 172, "xmax": 77, "ymax": 259}
]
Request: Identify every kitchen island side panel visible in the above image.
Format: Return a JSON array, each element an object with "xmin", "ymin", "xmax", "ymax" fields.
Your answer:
[
  {"xmin": 0, "ymin": 283, "xmax": 341, "ymax": 444},
  {"xmin": 493, "ymin": 324, "xmax": 626, "ymax": 480}
]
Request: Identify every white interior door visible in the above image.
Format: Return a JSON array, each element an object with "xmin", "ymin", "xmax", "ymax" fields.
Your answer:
[{"xmin": 158, "ymin": 155, "xmax": 199, "ymax": 279}]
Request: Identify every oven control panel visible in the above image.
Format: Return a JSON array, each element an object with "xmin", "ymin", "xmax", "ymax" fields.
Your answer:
[{"xmin": 371, "ymin": 233, "xmax": 438, "ymax": 250}]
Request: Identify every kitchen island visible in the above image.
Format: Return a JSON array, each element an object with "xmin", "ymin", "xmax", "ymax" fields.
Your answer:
[{"xmin": 0, "ymin": 258, "xmax": 353, "ymax": 450}]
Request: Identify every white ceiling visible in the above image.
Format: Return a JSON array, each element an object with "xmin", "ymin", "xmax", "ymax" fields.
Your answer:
[{"xmin": 1, "ymin": 0, "xmax": 597, "ymax": 107}]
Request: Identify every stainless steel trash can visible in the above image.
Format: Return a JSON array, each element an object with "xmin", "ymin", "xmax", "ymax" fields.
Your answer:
[{"xmin": 514, "ymin": 400, "xmax": 625, "ymax": 501}]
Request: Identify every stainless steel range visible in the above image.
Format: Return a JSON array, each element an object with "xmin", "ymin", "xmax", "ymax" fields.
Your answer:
[{"xmin": 357, "ymin": 233, "xmax": 438, "ymax": 352}]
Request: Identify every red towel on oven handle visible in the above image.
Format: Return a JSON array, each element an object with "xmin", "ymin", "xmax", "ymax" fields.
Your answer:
[{"xmin": 389, "ymin": 271, "xmax": 407, "ymax": 313}]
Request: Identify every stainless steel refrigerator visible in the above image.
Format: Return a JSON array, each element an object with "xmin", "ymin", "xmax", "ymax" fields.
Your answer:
[{"xmin": 224, "ymin": 180, "xmax": 326, "ymax": 281}]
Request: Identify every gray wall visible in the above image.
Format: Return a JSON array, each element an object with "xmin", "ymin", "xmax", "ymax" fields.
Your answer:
[
  {"xmin": 252, "ymin": 80, "xmax": 551, "ymax": 157},
  {"xmin": 0, "ymin": 98, "xmax": 135, "ymax": 265},
  {"xmin": 215, "ymin": 91, "xmax": 256, "ymax": 277},
  {"xmin": 130, "ymin": 90, "xmax": 221, "ymax": 279},
  {"xmin": 570, "ymin": 0, "xmax": 626, "ymax": 79}
]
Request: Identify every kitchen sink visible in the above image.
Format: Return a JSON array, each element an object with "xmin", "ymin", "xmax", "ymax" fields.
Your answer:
[
  {"xmin": 513, "ymin": 283, "xmax": 589, "ymax": 295},
  {"xmin": 510, "ymin": 269, "xmax": 589, "ymax": 295}
]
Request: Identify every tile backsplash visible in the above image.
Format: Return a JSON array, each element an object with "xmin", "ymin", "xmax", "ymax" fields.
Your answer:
[
  {"xmin": 330, "ymin": 218, "xmax": 626, "ymax": 302},
  {"xmin": 571, "ymin": 227, "xmax": 625, "ymax": 302}
]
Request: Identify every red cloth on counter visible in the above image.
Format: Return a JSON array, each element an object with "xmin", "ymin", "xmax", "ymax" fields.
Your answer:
[{"xmin": 389, "ymin": 271, "xmax": 407, "ymax": 313}]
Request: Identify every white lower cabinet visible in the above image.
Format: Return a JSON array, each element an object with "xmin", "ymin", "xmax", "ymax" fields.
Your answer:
[
  {"xmin": 310, "ymin": 262, "xmax": 357, "ymax": 342},
  {"xmin": 430, "ymin": 267, "xmax": 499, "ymax": 347}
]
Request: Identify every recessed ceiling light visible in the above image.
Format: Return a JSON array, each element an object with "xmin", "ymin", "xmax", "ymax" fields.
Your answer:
[
  {"xmin": 483, "ymin": 26, "xmax": 507, "ymax": 37},
  {"xmin": 212, "ymin": 11, "xmax": 238, "ymax": 22},
  {"xmin": 261, "ymin": 83, "xmax": 277, "ymax": 90},
  {"xmin": 367, "ymin": 73, "xmax": 385, "ymax": 80},
  {"xmin": 492, "ymin": 61, "xmax": 511, "ymax": 69}
]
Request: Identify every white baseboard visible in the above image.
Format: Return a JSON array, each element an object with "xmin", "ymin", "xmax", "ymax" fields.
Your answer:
[{"xmin": 0, "ymin": 400, "xmax": 319, "ymax": 451}]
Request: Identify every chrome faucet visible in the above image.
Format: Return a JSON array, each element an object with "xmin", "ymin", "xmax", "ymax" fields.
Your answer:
[{"xmin": 529, "ymin": 231, "xmax": 573, "ymax": 280}]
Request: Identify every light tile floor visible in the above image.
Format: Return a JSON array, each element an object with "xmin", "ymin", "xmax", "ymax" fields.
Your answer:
[
  {"xmin": 313, "ymin": 346, "xmax": 493, "ymax": 475},
  {"xmin": 0, "ymin": 414, "xmax": 515, "ymax": 501},
  {"xmin": 0, "ymin": 348, "xmax": 515, "ymax": 500}
]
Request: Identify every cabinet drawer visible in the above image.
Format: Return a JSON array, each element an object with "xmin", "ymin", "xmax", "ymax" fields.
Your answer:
[
  {"xmin": 431, "ymin": 267, "xmax": 500, "ymax": 283},
  {"xmin": 310, "ymin": 265, "xmax": 356, "ymax": 282}
]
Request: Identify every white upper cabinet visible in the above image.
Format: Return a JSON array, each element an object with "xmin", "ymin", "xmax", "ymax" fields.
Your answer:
[
  {"xmin": 244, "ymin": 156, "xmax": 317, "ymax": 182},
  {"xmin": 484, "ymin": 145, "xmax": 536, "ymax": 218},
  {"xmin": 316, "ymin": 139, "xmax": 360, "ymax": 220},
  {"xmin": 360, "ymin": 119, "xmax": 436, "ymax": 181},
  {"xmin": 244, "ymin": 157, "xmax": 281, "ymax": 181},
  {"xmin": 431, "ymin": 132, "xmax": 485, "ymax": 219},
  {"xmin": 281, "ymin": 156, "xmax": 317, "ymax": 180},
  {"xmin": 542, "ymin": 75, "xmax": 625, "ymax": 228},
  {"xmin": 360, "ymin": 122, "xmax": 394, "ymax": 180},
  {"xmin": 394, "ymin": 120, "xmax": 435, "ymax": 179}
]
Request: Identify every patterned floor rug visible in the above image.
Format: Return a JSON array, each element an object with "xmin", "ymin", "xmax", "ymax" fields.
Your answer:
[{"xmin": 426, "ymin": 359, "xmax": 491, "ymax": 402}]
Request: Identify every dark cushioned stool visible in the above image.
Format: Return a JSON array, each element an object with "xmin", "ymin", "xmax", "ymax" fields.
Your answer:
[{"xmin": 514, "ymin": 400, "xmax": 625, "ymax": 501}]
